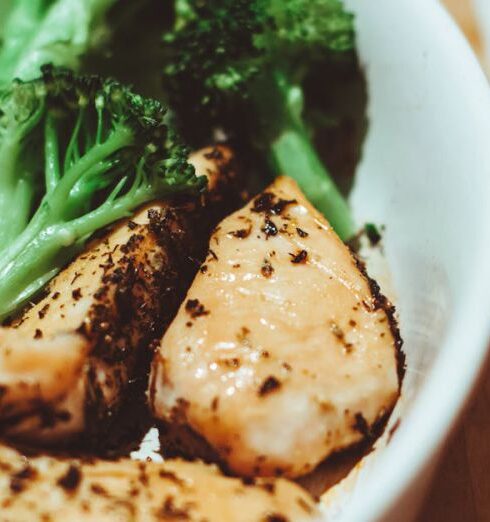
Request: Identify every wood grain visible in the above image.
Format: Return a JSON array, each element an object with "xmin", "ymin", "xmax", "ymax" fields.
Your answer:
[
  {"xmin": 419, "ymin": 355, "xmax": 490, "ymax": 521},
  {"xmin": 417, "ymin": 2, "xmax": 490, "ymax": 521}
]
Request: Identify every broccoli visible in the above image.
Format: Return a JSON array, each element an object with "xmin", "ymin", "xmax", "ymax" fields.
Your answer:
[
  {"xmin": 163, "ymin": 0, "xmax": 356, "ymax": 240},
  {"xmin": 0, "ymin": 0, "xmax": 117, "ymax": 84},
  {"xmin": 0, "ymin": 66, "xmax": 204, "ymax": 319}
]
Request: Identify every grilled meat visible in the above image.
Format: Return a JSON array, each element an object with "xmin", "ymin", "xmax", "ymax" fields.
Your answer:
[
  {"xmin": 0, "ymin": 442, "xmax": 320, "ymax": 521},
  {"xmin": 0, "ymin": 146, "xmax": 239, "ymax": 446},
  {"xmin": 150, "ymin": 176, "xmax": 403, "ymax": 478}
]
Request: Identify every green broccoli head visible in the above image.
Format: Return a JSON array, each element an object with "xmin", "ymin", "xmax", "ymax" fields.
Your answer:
[
  {"xmin": 163, "ymin": 0, "xmax": 356, "ymax": 240},
  {"xmin": 0, "ymin": 0, "xmax": 117, "ymax": 84},
  {"xmin": 0, "ymin": 66, "xmax": 204, "ymax": 318},
  {"xmin": 259, "ymin": 0, "xmax": 355, "ymax": 54},
  {"xmin": 163, "ymin": 0, "xmax": 355, "ymax": 131}
]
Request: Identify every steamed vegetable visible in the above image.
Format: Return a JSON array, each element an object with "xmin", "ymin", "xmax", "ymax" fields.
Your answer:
[
  {"xmin": 163, "ymin": 0, "xmax": 356, "ymax": 239},
  {"xmin": 0, "ymin": 66, "xmax": 204, "ymax": 319},
  {"xmin": 0, "ymin": 0, "xmax": 117, "ymax": 84},
  {"xmin": 0, "ymin": 0, "xmax": 122, "ymax": 257}
]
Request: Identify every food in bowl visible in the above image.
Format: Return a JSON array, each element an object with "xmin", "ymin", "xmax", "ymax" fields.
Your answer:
[{"xmin": 0, "ymin": 0, "xmax": 404, "ymax": 519}]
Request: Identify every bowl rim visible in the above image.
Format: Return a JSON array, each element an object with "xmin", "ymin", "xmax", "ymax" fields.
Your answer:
[{"xmin": 342, "ymin": 1, "xmax": 490, "ymax": 520}]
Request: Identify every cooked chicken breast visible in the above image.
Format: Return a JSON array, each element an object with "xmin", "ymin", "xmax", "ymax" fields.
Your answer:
[
  {"xmin": 0, "ymin": 443, "xmax": 320, "ymax": 522},
  {"xmin": 0, "ymin": 146, "xmax": 238, "ymax": 445},
  {"xmin": 150, "ymin": 176, "xmax": 403, "ymax": 478}
]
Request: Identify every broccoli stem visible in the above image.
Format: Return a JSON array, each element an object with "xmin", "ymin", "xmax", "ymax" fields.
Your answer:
[
  {"xmin": 0, "ymin": 227, "xmax": 80, "ymax": 318},
  {"xmin": 0, "ymin": 126, "xmax": 140, "ymax": 318},
  {"xmin": 269, "ymin": 127, "xmax": 355, "ymax": 240},
  {"xmin": 44, "ymin": 114, "xmax": 61, "ymax": 193},
  {"xmin": 0, "ymin": 98, "xmax": 46, "ymax": 248},
  {"xmin": 0, "ymin": 179, "xmax": 180, "ymax": 320},
  {"xmin": 0, "ymin": 125, "xmax": 133, "ymax": 265},
  {"xmin": 0, "ymin": 142, "xmax": 35, "ymax": 249},
  {"xmin": 256, "ymin": 70, "xmax": 355, "ymax": 240},
  {"xmin": 0, "ymin": 66, "xmax": 203, "ymax": 320}
]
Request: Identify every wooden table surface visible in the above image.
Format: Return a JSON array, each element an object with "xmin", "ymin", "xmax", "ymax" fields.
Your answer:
[
  {"xmin": 419, "ymin": 355, "xmax": 490, "ymax": 521},
  {"xmin": 418, "ymin": 2, "xmax": 489, "ymax": 521}
]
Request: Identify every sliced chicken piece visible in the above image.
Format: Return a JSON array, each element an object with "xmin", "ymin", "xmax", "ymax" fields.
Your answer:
[
  {"xmin": 0, "ymin": 146, "xmax": 239, "ymax": 445},
  {"xmin": 150, "ymin": 176, "xmax": 403, "ymax": 478},
  {"xmin": 0, "ymin": 442, "xmax": 320, "ymax": 522}
]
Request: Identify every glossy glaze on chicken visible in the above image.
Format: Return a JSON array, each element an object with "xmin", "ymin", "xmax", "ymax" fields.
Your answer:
[
  {"xmin": 0, "ymin": 147, "xmax": 241, "ymax": 446},
  {"xmin": 0, "ymin": 158, "xmax": 403, "ymax": 519},
  {"xmin": 0, "ymin": 442, "xmax": 320, "ymax": 521},
  {"xmin": 150, "ymin": 177, "xmax": 403, "ymax": 478}
]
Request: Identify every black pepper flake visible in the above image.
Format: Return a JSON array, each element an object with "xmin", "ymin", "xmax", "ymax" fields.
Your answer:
[
  {"xmin": 185, "ymin": 299, "xmax": 210, "ymax": 318},
  {"xmin": 297, "ymin": 497, "xmax": 314, "ymax": 514},
  {"xmin": 138, "ymin": 462, "xmax": 149, "ymax": 486},
  {"xmin": 72, "ymin": 288, "xmax": 82, "ymax": 301},
  {"xmin": 208, "ymin": 248, "xmax": 218, "ymax": 261},
  {"xmin": 353, "ymin": 413, "xmax": 370, "ymax": 438},
  {"xmin": 261, "ymin": 259, "xmax": 274, "ymax": 278},
  {"xmin": 51, "ymin": 291, "xmax": 60, "ymax": 300},
  {"xmin": 251, "ymin": 192, "xmax": 297, "ymax": 216},
  {"xmin": 120, "ymin": 233, "xmax": 144, "ymax": 254},
  {"xmin": 241, "ymin": 476, "xmax": 256, "ymax": 486},
  {"xmin": 331, "ymin": 322, "xmax": 344, "ymax": 339},
  {"xmin": 251, "ymin": 193, "xmax": 275, "ymax": 214},
  {"xmin": 34, "ymin": 329, "xmax": 43, "ymax": 339},
  {"xmin": 236, "ymin": 326, "xmax": 251, "ymax": 344},
  {"xmin": 9, "ymin": 478, "xmax": 24, "ymax": 494},
  {"xmin": 261, "ymin": 218, "xmax": 278, "ymax": 238},
  {"xmin": 258, "ymin": 376, "xmax": 282, "ymax": 397},
  {"xmin": 219, "ymin": 357, "xmax": 241, "ymax": 368},
  {"xmin": 296, "ymin": 227, "xmax": 309, "ymax": 238},
  {"xmin": 158, "ymin": 470, "xmax": 186, "ymax": 487},
  {"xmin": 38, "ymin": 304, "xmax": 50, "ymax": 319},
  {"xmin": 10, "ymin": 466, "xmax": 37, "ymax": 494},
  {"xmin": 365, "ymin": 223, "xmax": 382, "ymax": 246},
  {"xmin": 57, "ymin": 465, "xmax": 81, "ymax": 492},
  {"xmin": 70, "ymin": 272, "xmax": 81, "ymax": 285},
  {"xmin": 90, "ymin": 483, "xmax": 107, "ymax": 496},
  {"xmin": 261, "ymin": 482, "xmax": 276, "ymax": 494},
  {"xmin": 228, "ymin": 226, "xmax": 252, "ymax": 239},
  {"xmin": 264, "ymin": 514, "xmax": 289, "ymax": 522},
  {"xmin": 200, "ymin": 264, "xmax": 208, "ymax": 274},
  {"xmin": 289, "ymin": 250, "xmax": 308, "ymax": 264},
  {"xmin": 330, "ymin": 322, "xmax": 354, "ymax": 354},
  {"xmin": 279, "ymin": 223, "xmax": 289, "ymax": 234},
  {"xmin": 272, "ymin": 199, "xmax": 297, "ymax": 215},
  {"xmin": 157, "ymin": 496, "xmax": 190, "ymax": 519},
  {"xmin": 127, "ymin": 220, "xmax": 137, "ymax": 230}
]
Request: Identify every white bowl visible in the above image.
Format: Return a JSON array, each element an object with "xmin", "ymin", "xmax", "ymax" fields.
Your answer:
[
  {"xmin": 475, "ymin": 0, "xmax": 490, "ymax": 69},
  {"xmin": 330, "ymin": 0, "xmax": 490, "ymax": 520}
]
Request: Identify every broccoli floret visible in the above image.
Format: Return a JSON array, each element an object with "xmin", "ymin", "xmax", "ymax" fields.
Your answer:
[
  {"xmin": 0, "ymin": 0, "xmax": 117, "ymax": 84},
  {"xmin": 0, "ymin": 65, "xmax": 205, "ymax": 319},
  {"xmin": 163, "ymin": 0, "xmax": 356, "ymax": 239}
]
